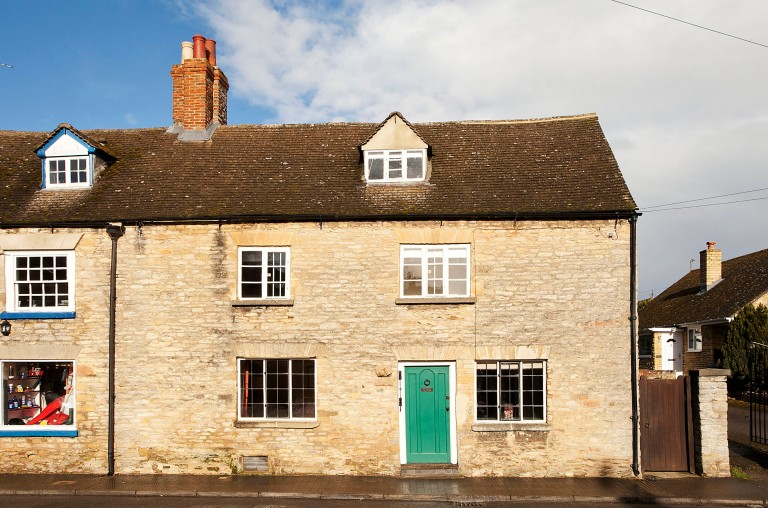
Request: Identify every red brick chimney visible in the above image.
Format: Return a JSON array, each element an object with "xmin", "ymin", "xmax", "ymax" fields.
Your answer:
[
  {"xmin": 699, "ymin": 241, "xmax": 722, "ymax": 292},
  {"xmin": 170, "ymin": 34, "xmax": 228, "ymax": 130}
]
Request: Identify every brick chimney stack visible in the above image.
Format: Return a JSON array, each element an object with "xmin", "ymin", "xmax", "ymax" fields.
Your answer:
[
  {"xmin": 699, "ymin": 241, "xmax": 722, "ymax": 292},
  {"xmin": 170, "ymin": 35, "xmax": 228, "ymax": 131}
]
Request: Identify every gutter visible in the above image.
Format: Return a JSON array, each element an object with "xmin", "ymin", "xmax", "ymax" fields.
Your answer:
[
  {"xmin": 629, "ymin": 215, "xmax": 640, "ymax": 476},
  {"xmin": 0, "ymin": 210, "xmax": 640, "ymax": 230},
  {"xmin": 105, "ymin": 223, "xmax": 125, "ymax": 476}
]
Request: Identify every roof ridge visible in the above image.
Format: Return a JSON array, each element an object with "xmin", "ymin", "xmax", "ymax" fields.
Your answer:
[{"xmin": 430, "ymin": 113, "xmax": 598, "ymax": 126}]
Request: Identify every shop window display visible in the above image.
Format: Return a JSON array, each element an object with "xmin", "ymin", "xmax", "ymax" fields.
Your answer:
[{"xmin": 2, "ymin": 361, "xmax": 74, "ymax": 427}]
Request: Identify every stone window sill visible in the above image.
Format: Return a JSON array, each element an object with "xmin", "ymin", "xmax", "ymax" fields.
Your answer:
[
  {"xmin": 395, "ymin": 297, "xmax": 476, "ymax": 305},
  {"xmin": 472, "ymin": 422, "xmax": 551, "ymax": 432},
  {"xmin": 232, "ymin": 299, "xmax": 294, "ymax": 307},
  {"xmin": 234, "ymin": 420, "xmax": 318, "ymax": 429}
]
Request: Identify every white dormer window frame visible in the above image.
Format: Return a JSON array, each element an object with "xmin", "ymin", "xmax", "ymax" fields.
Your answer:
[
  {"xmin": 44, "ymin": 156, "xmax": 92, "ymax": 189},
  {"xmin": 37, "ymin": 128, "xmax": 97, "ymax": 190},
  {"xmin": 365, "ymin": 149, "xmax": 426, "ymax": 182}
]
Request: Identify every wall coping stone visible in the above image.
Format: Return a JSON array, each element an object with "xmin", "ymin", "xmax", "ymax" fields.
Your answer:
[{"xmin": 692, "ymin": 368, "xmax": 731, "ymax": 377}]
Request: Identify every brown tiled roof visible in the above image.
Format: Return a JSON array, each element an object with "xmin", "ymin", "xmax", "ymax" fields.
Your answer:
[
  {"xmin": 0, "ymin": 114, "xmax": 636, "ymax": 226},
  {"xmin": 640, "ymin": 248, "xmax": 768, "ymax": 329}
]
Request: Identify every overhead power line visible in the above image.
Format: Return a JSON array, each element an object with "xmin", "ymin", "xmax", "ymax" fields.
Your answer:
[
  {"xmin": 609, "ymin": 0, "xmax": 768, "ymax": 49},
  {"xmin": 640, "ymin": 195, "xmax": 768, "ymax": 213},
  {"xmin": 642, "ymin": 186, "xmax": 768, "ymax": 210}
]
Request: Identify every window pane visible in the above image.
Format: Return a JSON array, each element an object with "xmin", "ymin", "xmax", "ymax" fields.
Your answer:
[
  {"xmin": 500, "ymin": 363, "xmax": 520, "ymax": 421},
  {"xmin": 291, "ymin": 360, "xmax": 315, "ymax": 418},
  {"xmin": 403, "ymin": 281, "xmax": 421, "ymax": 296},
  {"xmin": 241, "ymin": 283, "xmax": 262, "ymax": 298},
  {"xmin": 388, "ymin": 157, "xmax": 402, "ymax": 179},
  {"xmin": 241, "ymin": 267, "xmax": 261, "ymax": 283},
  {"xmin": 368, "ymin": 159, "xmax": 384, "ymax": 180},
  {"xmin": 242, "ymin": 250, "xmax": 262, "ymax": 266},
  {"xmin": 476, "ymin": 363, "xmax": 498, "ymax": 420},
  {"xmin": 406, "ymin": 153, "xmax": 424, "ymax": 179},
  {"xmin": 240, "ymin": 359, "xmax": 264, "ymax": 418}
]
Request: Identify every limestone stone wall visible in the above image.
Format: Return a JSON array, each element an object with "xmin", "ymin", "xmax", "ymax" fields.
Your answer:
[
  {"xmin": 0, "ymin": 219, "xmax": 634, "ymax": 477},
  {"xmin": 0, "ymin": 227, "xmax": 113, "ymax": 473},
  {"xmin": 693, "ymin": 369, "xmax": 730, "ymax": 477}
]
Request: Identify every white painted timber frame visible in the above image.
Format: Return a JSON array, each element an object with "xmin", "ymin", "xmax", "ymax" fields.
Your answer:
[
  {"xmin": 364, "ymin": 149, "xmax": 426, "ymax": 182},
  {"xmin": 400, "ymin": 244, "xmax": 470, "ymax": 298},
  {"xmin": 4, "ymin": 250, "xmax": 76, "ymax": 314},
  {"xmin": 237, "ymin": 247, "xmax": 291, "ymax": 300}
]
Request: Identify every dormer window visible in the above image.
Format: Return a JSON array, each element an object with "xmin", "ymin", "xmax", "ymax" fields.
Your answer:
[
  {"xmin": 46, "ymin": 157, "xmax": 91, "ymax": 187},
  {"xmin": 365, "ymin": 149, "xmax": 425, "ymax": 182},
  {"xmin": 35, "ymin": 124, "xmax": 115, "ymax": 191},
  {"xmin": 361, "ymin": 112, "xmax": 430, "ymax": 184}
]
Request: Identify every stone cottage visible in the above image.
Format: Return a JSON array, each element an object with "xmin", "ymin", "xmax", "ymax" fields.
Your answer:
[{"xmin": 0, "ymin": 35, "xmax": 640, "ymax": 477}]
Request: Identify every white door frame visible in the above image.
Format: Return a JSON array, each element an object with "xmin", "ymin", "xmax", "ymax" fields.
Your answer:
[
  {"xmin": 659, "ymin": 329, "xmax": 683, "ymax": 377},
  {"xmin": 397, "ymin": 361, "xmax": 457, "ymax": 465}
]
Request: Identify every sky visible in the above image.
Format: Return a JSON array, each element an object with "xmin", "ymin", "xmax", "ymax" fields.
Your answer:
[{"xmin": 1, "ymin": 0, "xmax": 767, "ymax": 299}]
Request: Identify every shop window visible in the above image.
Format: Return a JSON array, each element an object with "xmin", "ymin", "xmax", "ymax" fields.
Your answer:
[
  {"xmin": 2, "ymin": 361, "xmax": 75, "ymax": 429},
  {"xmin": 476, "ymin": 360, "xmax": 546, "ymax": 423},
  {"xmin": 238, "ymin": 359, "xmax": 315, "ymax": 420}
]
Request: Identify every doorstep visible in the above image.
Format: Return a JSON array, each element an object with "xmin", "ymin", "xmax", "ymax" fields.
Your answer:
[{"xmin": 400, "ymin": 463, "xmax": 460, "ymax": 477}]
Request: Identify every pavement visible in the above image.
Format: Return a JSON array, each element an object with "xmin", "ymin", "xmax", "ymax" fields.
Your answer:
[
  {"xmin": 1, "ymin": 400, "xmax": 766, "ymax": 505},
  {"xmin": 0, "ymin": 473, "xmax": 767, "ymax": 506}
]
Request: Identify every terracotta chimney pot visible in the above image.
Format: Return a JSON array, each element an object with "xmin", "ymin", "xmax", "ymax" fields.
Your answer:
[
  {"xmin": 192, "ymin": 34, "xmax": 206, "ymax": 59},
  {"xmin": 204, "ymin": 39, "xmax": 216, "ymax": 66}
]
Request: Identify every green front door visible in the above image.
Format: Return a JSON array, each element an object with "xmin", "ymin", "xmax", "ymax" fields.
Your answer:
[{"xmin": 405, "ymin": 366, "xmax": 451, "ymax": 463}]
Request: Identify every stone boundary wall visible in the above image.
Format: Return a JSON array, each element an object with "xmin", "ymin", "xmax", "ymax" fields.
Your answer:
[{"xmin": 691, "ymin": 368, "xmax": 730, "ymax": 477}]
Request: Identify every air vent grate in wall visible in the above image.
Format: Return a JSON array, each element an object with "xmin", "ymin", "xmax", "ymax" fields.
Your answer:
[{"xmin": 242, "ymin": 455, "xmax": 269, "ymax": 472}]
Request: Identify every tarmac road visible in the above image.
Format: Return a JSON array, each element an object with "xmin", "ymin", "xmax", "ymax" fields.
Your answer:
[{"xmin": 728, "ymin": 399, "xmax": 768, "ymax": 481}]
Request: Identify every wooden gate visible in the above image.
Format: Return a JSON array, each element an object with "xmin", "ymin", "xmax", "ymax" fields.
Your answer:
[{"xmin": 639, "ymin": 376, "xmax": 694, "ymax": 472}]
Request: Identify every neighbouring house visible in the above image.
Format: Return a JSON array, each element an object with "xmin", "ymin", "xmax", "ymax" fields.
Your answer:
[
  {"xmin": 0, "ymin": 35, "xmax": 641, "ymax": 477},
  {"xmin": 639, "ymin": 242, "xmax": 768, "ymax": 376}
]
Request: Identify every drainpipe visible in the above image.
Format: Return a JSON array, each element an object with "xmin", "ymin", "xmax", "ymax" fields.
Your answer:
[
  {"xmin": 106, "ymin": 223, "xmax": 125, "ymax": 476},
  {"xmin": 629, "ymin": 215, "xmax": 640, "ymax": 476}
]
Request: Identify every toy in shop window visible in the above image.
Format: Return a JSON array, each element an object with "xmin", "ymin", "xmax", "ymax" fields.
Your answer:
[{"xmin": 26, "ymin": 371, "xmax": 73, "ymax": 426}]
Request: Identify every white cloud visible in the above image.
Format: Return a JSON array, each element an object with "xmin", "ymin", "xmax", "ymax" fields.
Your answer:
[
  {"xmin": 194, "ymin": 0, "xmax": 768, "ymax": 294},
  {"xmin": 124, "ymin": 113, "xmax": 139, "ymax": 126}
]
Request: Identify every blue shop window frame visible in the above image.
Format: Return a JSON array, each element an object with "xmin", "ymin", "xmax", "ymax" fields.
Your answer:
[
  {"xmin": 0, "ymin": 312, "xmax": 76, "ymax": 320},
  {"xmin": 0, "ymin": 429, "xmax": 78, "ymax": 437}
]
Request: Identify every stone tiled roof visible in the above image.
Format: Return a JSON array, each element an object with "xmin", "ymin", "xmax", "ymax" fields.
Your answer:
[
  {"xmin": 640, "ymin": 248, "xmax": 768, "ymax": 329},
  {"xmin": 0, "ymin": 113, "xmax": 637, "ymax": 226}
]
